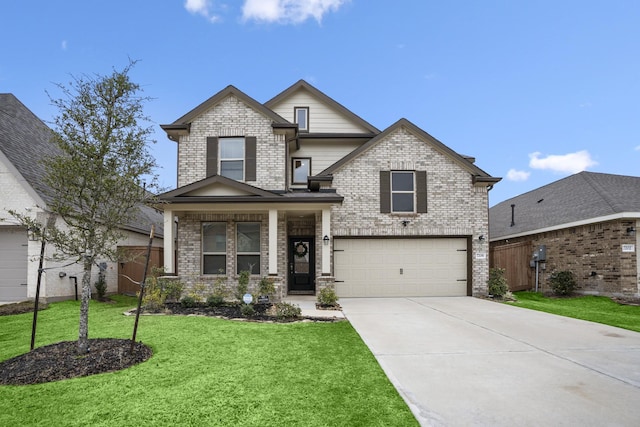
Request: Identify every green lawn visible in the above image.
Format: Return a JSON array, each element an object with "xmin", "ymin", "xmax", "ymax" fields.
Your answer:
[
  {"xmin": 0, "ymin": 296, "xmax": 417, "ymax": 426},
  {"xmin": 511, "ymin": 292, "xmax": 640, "ymax": 333}
]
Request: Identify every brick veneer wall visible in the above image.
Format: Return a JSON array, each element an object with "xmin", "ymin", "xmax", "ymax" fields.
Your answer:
[
  {"xmin": 330, "ymin": 126, "xmax": 491, "ymax": 295},
  {"xmin": 491, "ymin": 219, "xmax": 639, "ymax": 296},
  {"xmin": 177, "ymin": 95, "xmax": 286, "ymax": 189}
]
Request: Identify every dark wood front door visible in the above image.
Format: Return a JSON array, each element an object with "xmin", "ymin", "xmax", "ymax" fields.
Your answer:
[{"xmin": 288, "ymin": 237, "xmax": 315, "ymax": 294}]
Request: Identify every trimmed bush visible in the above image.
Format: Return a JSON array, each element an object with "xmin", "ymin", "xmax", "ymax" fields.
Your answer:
[
  {"xmin": 317, "ymin": 286, "xmax": 339, "ymax": 306},
  {"xmin": 273, "ymin": 302, "xmax": 302, "ymax": 319},
  {"xmin": 549, "ymin": 271, "xmax": 576, "ymax": 296},
  {"xmin": 487, "ymin": 268, "xmax": 509, "ymax": 298},
  {"xmin": 240, "ymin": 303, "xmax": 255, "ymax": 317},
  {"xmin": 180, "ymin": 295, "xmax": 197, "ymax": 308}
]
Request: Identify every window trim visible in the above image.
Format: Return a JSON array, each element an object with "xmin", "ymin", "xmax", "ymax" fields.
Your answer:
[
  {"xmin": 218, "ymin": 137, "xmax": 245, "ymax": 181},
  {"xmin": 291, "ymin": 157, "xmax": 312, "ymax": 185},
  {"xmin": 391, "ymin": 171, "xmax": 416, "ymax": 213},
  {"xmin": 202, "ymin": 222, "xmax": 227, "ymax": 275},
  {"xmin": 236, "ymin": 222, "xmax": 261, "ymax": 275},
  {"xmin": 294, "ymin": 107, "xmax": 309, "ymax": 132}
]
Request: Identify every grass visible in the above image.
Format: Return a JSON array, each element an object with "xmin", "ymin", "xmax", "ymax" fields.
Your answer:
[
  {"xmin": 0, "ymin": 296, "xmax": 417, "ymax": 426},
  {"xmin": 511, "ymin": 291, "xmax": 640, "ymax": 333}
]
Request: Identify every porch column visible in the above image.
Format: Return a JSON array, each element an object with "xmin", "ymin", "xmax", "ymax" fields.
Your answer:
[
  {"xmin": 269, "ymin": 209, "xmax": 278, "ymax": 275},
  {"xmin": 163, "ymin": 210, "xmax": 175, "ymax": 274},
  {"xmin": 322, "ymin": 208, "xmax": 331, "ymax": 274}
]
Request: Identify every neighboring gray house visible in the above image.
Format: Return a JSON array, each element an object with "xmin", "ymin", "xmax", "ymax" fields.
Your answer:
[
  {"xmin": 0, "ymin": 94, "xmax": 163, "ymax": 302},
  {"xmin": 489, "ymin": 172, "xmax": 640, "ymax": 296},
  {"xmin": 159, "ymin": 80, "xmax": 500, "ymax": 297}
]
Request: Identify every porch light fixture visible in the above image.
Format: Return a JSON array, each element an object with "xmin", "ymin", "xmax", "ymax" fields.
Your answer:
[
  {"xmin": 323, "ymin": 235, "xmax": 330, "ymax": 246},
  {"xmin": 478, "ymin": 235, "xmax": 485, "ymax": 241},
  {"xmin": 401, "ymin": 220, "xmax": 409, "ymax": 227},
  {"xmin": 626, "ymin": 227, "xmax": 636, "ymax": 236}
]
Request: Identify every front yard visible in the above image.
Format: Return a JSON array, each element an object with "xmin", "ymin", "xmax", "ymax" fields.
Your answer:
[
  {"xmin": 511, "ymin": 291, "xmax": 640, "ymax": 333},
  {"xmin": 0, "ymin": 296, "xmax": 417, "ymax": 426}
]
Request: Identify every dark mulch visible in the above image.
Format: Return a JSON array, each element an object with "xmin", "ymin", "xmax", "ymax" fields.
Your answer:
[
  {"xmin": 0, "ymin": 338, "xmax": 152, "ymax": 386},
  {"xmin": 0, "ymin": 301, "xmax": 48, "ymax": 316}
]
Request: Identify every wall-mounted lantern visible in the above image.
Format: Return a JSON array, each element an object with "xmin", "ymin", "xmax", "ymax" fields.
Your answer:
[{"xmin": 323, "ymin": 235, "xmax": 330, "ymax": 246}]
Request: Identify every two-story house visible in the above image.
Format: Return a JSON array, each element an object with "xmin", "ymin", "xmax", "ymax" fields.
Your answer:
[{"xmin": 159, "ymin": 80, "xmax": 500, "ymax": 298}]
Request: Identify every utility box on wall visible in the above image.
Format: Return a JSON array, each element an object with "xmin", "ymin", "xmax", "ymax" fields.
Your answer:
[{"xmin": 536, "ymin": 245, "xmax": 546, "ymax": 262}]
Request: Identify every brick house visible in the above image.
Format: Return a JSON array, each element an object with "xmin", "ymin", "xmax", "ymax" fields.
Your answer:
[
  {"xmin": 489, "ymin": 172, "xmax": 640, "ymax": 296},
  {"xmin": 159, "ymin": 80, "xmax": 500, "ymax": 298},
  {"xmin": 0, "ymin": 93, "xmax": 163, "ymax": 302}
]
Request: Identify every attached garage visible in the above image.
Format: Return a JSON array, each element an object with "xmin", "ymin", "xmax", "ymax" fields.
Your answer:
[
  {"xmin": 334, "ymin": 237, "xmax": 469, "ymax": 297},
  {"xmin": 0, "ymin": 228, "xmax": 28, "ymax": 302}
]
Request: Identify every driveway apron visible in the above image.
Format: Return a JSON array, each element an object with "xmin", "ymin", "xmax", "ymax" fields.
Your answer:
[{"xmin": 340, "ymin": 297, "xmax": 640, "ymax": 427}]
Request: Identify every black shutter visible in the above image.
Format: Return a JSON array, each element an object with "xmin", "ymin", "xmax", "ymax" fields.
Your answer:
[
  {"xmin": 380, "ymin": 171, "xmax": 391, "ymax": 213},
  {"xmin": 245, "ymin": 136, "xmax": 257, "ymax": 181},
  {"xmin": 416, "ymin": 171, "xmax": 427, "ymax": 213},
  {"xmin": 206, "ymin": 137, "xmax": 218, "ymax": 177}
]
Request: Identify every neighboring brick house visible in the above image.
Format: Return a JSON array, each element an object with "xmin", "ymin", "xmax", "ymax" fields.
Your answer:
[
  {"xmin": 159, "ymin": 80, "xmax": 500, "ymax": 298},
  {"xmin": 489, "ymin": 172, "xmax": 640, "ymax": 296},
  {"xmin": 0, "ymin": 94, "xmax": 163, "ymax": 302}
]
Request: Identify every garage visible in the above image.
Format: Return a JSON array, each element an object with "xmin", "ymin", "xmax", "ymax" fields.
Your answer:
[
  {"xmin": 333, "ymin": 237, "xmax": 469, "ymax": 297},
  {"xmin": 0, "ymin": 228, "xmax": 28, "ymax": 302}
]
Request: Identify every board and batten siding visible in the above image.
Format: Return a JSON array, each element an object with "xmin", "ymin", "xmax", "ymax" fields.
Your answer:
[
  {"xmin": 270, "ymin": 91, "xmax": 371, "ymax": 134},
  {"xmin": 291, "ymin": 140, "xmax": 364, "ymax": 175}
]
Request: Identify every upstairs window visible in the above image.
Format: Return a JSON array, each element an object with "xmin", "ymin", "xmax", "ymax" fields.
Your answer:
[
  {"xmin": 292, "ymin": 158, "xmax": 311, "ymax": 184},
  {"xmin": 391, "ymin": 171, "xmax": 415, "ymax": 213},
  {"xmin": 294, "ymin": 107, "xmax": 309, "ymax": 132},
  {"xmin": 219, "ymin": 137, "xmax": 245, "ymax": 180}
]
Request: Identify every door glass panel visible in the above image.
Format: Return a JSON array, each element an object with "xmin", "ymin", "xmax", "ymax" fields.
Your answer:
[{"xmin": 293, "ymin": 240, "xmax": 309, "ymax": 273}]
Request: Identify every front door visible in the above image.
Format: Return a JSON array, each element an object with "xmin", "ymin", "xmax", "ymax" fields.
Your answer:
[{"xmin": 288, "ymin": 237, "xmax": 315, "ymax": 294}]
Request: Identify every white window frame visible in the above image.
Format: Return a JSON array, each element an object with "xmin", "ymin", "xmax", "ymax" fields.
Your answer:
[
  {"xmin": 292, "ymin": 157, "xmax": 311, "ymax": 184},
  {"xmin": 219, "ymin": 137, "xmax": 245, "ymax": 181},
  {"xmin": 391, "ymin": 171, "xmax": 416, "ymax": 213}
]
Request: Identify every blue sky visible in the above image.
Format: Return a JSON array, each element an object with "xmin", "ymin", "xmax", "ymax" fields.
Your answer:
[{"xmin": 2, "ymin": 1, "xmax": 639, "ymax": 206}]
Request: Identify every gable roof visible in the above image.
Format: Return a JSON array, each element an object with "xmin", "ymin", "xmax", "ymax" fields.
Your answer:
[
  {"xmin": 0, "ymin": 93, "xmax": 163, "ymax": 237},
  {"xmin": 264, "ymin": 80, "xmax": 380, "ymax": 134},
  {"xmin": 319, "ymin": 118, "xmax": 500, "ymax": 183},
  {"xmin": 0, "ymin": 93, "xmax": 60, "ymax": 205},
  {"xmin": 161, "ymin": 85, "xmax": 290, "ymax": 141},
  {"xmin": 489, "ymin": 171, "xmax": 640, "ymax": 240}
]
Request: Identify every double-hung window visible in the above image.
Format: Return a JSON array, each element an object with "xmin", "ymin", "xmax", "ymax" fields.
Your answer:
[
  {"xmin": 202, "ymin": 222, "xmax": 227, "ymax": 274},
  {"xmin": 391, "ymin": 171, "xmax": 416, "ymax": 213},
  {"xmin": 292, "ymin": 158, "xmax": 311, "ymax": 184},
  {"xmin": 237, "ymin": 222, "xmax": 260, "ymax": 274},
  {"xmin": 219, "ymin": 137, "xmax": 245, "ymax": 180},
  {"xmin": 294, "ymin": 107, "xmax": 309, "ymax": 132}
]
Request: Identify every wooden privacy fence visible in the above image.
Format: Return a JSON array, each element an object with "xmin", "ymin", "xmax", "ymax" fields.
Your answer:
[
  {"xmin": 490, "ymin": 241, "xmax": 532, "ymax": 291},
  {"xmin": 117, "ymin": 246, "xmax": 164, "ymax": 295}
]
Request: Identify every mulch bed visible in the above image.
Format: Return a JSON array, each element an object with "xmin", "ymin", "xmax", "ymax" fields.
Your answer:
[{"xmin": 0, "ymin": 338, "xmax": 152, "ymax": 386}]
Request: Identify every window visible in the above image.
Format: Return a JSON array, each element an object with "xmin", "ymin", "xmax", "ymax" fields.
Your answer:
[
  {"xmin": 292, "ymin": 158, "xmax": 311, "ymax": 184},
  {"xmin": 219, "ymin": 137, "xmax": 245, "ymax": 180},
  {"xmin": 203, "ymin": 222, "xmax": 227, "ymax": 274},
  {"xmin": 237, "ymin": 223, "xmax": 260, "ymax": 274},
  {"xmin": 391, "ymin": 171, "xmax": 415, "ymax": 213},
  {"xmin": 294, "ymin": 107, "xmax": 309, "ymax": 132}
]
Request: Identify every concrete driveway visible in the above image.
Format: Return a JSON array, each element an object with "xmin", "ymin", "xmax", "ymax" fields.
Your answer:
[{"xmin": 340, "ymin": 297, "xmax": 640, "ymax": 427}]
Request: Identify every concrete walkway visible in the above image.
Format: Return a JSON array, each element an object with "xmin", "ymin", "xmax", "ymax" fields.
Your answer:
[
  {"xmin": 340, "ymin": 297, "xmax": 640, "ymax": 427},
  {"xmin": 282, "ymin": 295, "xmax": 345, "ymax": 320}
]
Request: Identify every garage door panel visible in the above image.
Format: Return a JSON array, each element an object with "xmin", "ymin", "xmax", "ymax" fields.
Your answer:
[{"xmin": 334, "ymin": 238, "xmax": 467, "ymax": 297}]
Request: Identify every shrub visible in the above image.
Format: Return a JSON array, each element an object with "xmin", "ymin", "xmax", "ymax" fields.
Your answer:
[
  {"xmin": 142, "ymin": 287, "xmax": 165, "ymax": 312},
  {"xmin": 207, "ymin": 295, "xmax": 225, "ymax": 307},
  {"xmin": 257, "ymin": 276, "xmax": 276, "ymax": 297},
  {"xmin": 273, "ymin": 302, "xmax": 302, "ymax": 319},
  {"xmin": 208, "ymin": 276, "xmax": 228, "ymax": 306},
  {"xmin": 549, "ymin": 271, "xmax": 576, "ymax": 296},
  {"xmin": 94, "ymin": 270, "xmax": 107, "ymax": 300},
  {"xmin": 487, "ymin": 268, "xmax": 509, "ymax": 298},
  {"xmin": 235, "ymin": 270, "xmax": 250, "ymax": 301},
  {"xmin": 180, "ymin": 295, "xmax": 197, "ymax": 308},
  {"xmin": 317, "ymin": 286, "xmax": 339, "ymax": 306},
  {"xmin": 240, "ymin": 303, "xmax": 255, "ymax": 317},
  {"xmin": 187, "ymin": 282, "xmax": 208, "ymax": 302},
  {"xmin": 162, "ymin": 278, "xmax": 184, "ymax": 302}
]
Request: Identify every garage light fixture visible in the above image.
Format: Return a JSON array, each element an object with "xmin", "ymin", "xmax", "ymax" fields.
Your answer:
[
  {"xmin": 626, "ymin": 227, "xmax": 636, "ymax": 236},
  {"xmin": 478, "ymin": 235, "xmax": 485, "ymax": 241},
  {"xmin": 323, "ymin": 235, "xmax": 330, "ymax": 246}
]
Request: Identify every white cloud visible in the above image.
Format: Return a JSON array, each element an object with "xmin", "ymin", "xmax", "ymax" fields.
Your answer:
[
  {"xmin": 242, "ymin": 0, "xmax": 348, "ymax": 24},
  {"xmin": 506, "ymin": 169, "xmax": 530, "ymax": 181},
  {"xmin": 184, "ymin": 0, "xmax": 220, "ymax": 22},
  {"xmin": 528, "ymin": 150, "xmax": 597, "ymax": 174}
]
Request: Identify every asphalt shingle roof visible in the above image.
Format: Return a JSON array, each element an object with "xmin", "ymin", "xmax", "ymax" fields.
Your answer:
[
  {"xmin": 0, "ymin": 93, "xmax": 162, "ymax": 237},
  {"xmin": 489, "ymin": 171, "xmax": 640, "ymax": 240}
]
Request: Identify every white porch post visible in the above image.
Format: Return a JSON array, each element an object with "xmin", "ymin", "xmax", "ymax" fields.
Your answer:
[
  {"xmin": 269, "ymin": 209, "xmax": 278, "ymax": 275},
  {"xmin": 322, "ymin": 208, "xmax": 331, "ymax": 274},
  {"xmin": 163, "ymin": 210, "xmax": 175, "ymax": 274}
]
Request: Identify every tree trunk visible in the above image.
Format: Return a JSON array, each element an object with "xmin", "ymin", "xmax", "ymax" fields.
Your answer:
[{"xmin": 77, "ymin": 258, "xmax": 93, "ymax": 353}]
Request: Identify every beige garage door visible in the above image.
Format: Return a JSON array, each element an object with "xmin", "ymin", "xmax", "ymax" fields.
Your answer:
[
  {"xmin": 0, "ymin": 228, "xmax": 28, "ymax": 301},
  {"xmin": 334, "ymin": 238, "xmax": 468, "ymax": 297}
]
